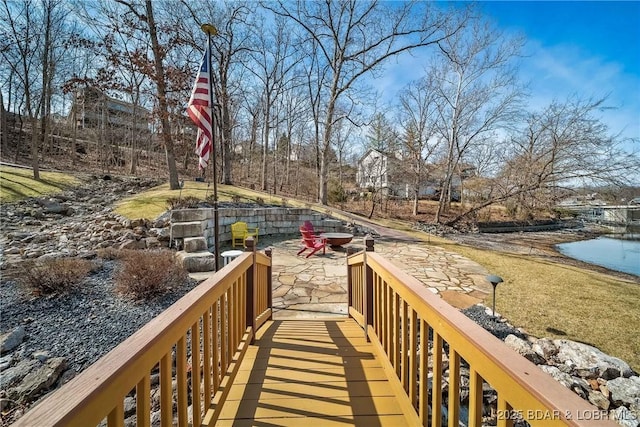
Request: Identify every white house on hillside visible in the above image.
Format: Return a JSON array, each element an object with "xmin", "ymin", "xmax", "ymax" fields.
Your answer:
[
  {"xmin": 356, "ymin": 148, "xmax": 392, "ymax": 191},
  {"xmin": 356, "ymin": 148, "xmax": 476, "ymax": 200},
  {"xmin": 356, "ymin": 148, "xmax": 432, "ymax": 198}
]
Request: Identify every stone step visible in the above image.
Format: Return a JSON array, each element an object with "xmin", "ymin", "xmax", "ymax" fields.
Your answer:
[
  {"xmin": 171, "ymin": 209, "xmax": 213, "ymax": 222},
  {"xmin": 171, "ymin": 221, "xmax": 205, "ymax": 239},
  {"xmin": 176, "ymin": 250, "xmax": 216, "ymax": 273},
  {"xmin": 183, "ymin": 236, "xmax": 208, "ymax": 253}
]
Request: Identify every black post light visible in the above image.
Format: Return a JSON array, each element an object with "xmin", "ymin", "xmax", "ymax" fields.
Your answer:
[{"xmin": 486, "ymin": 274, "xmax": 503, "ymax": 319}]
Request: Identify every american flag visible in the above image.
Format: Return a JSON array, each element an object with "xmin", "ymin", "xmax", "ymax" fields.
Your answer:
[{"xmin": 187, "ymin": 44, "xmax": 213, "ymax": 170}]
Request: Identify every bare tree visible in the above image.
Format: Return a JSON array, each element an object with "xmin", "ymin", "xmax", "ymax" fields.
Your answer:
[
  {"xmin": 397, "ymin": 74, "xmax": 441, "ymax": 215},
  {"xmin": 431, "ymin": 16, "xmax": 525, "ymax": 222},
  {"xmin": 300, "ymin": 36, "xmax": 326, "ymax": 200},
  {"xmin": 2, "ymin": 0, "xmax": 40, "ymax": 177},
  {"xmin": 280, "ymin": 86, "xmax": 309, "ymax": 189},
  {"xmin": 264, "ymin": 0, "xmax": 466, "ymax": 205},
  {"xmin": 69, "ymin": 0, "xmax": 153, "ymax": 173},
  {"xmin": 331, "ymin": 109, "xmax": 355, "ymax": 192},
  {"xmin": 237, "ymin": 92, "xmax": 262, "ymax": 180},
  {"xmin": 445, "ymin": 97, "xmax": 640, "ymax": 225},
  {"xmin": 244, "ymin": 14, "xmax": 299, "ymax": 192},
  {"xmin": 0, "ymin": 0, "xmax": 67, "ymax": 179},
  {"xmin": 107, "ymin": 0, "xmax": 180, "ymax": 188},
  {"xmin": 104, "ymin": 22, "xmax": 150, "ymax": 175},
  {"xmin": 503, "ymin": 97, "xmax": 640, "ymax": 217},
  {"xmin": 0, "ymin": 79, "xmax": 7, "ymax": 152}
]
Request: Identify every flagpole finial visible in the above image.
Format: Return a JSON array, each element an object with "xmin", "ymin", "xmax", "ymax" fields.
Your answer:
[{"xmin": 201, "ymin": 24, "xmax": 218, "ymax": 36}]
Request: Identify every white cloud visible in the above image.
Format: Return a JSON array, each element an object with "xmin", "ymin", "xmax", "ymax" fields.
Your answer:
[
  {"xmin": 368, "ymin": 33, "xmax": 639, "ymax": 156},
  {"xmin": 523, "ymin": 39, "xmax": 640, "ymax": 146}
]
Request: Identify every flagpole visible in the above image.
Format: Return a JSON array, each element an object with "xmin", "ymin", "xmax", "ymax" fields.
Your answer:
[{"xmin": 202, "ymin": 23, "xmax": 219, "ymax": 272}]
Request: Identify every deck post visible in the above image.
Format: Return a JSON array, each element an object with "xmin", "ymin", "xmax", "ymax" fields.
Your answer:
[
  {"xmin": 265, "ymin": 247, "xmax": 273, "ymax": 320},
  {"xmin": 363, "ymin": 235, "xmax": 375, "ymax": 341},
  {"xmin": 245, "ymin": 237, "xmax": 256, "ymax": 343},
  {"xmin": 346, "ymin": 247, "xmax": 356, "ymax": 311}
]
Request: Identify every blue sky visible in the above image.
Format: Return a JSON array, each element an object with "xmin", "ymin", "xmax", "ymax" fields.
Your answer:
[
  {"xmin": 479, "ymin": 1, "xmax": 640, "ymax": 144},
  {"xmin": 378, "ymin": 1, "xmax": 640, "ymax": 150}
]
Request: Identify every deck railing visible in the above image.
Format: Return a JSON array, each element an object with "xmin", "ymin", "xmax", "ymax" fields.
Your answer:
[
  {"xmin": 15, "ymin": 238, "xmax": 271, "ymax": 427},
  {"xmin": 347, "ymin": 236, "xmax": 616, "ymax": 427}
]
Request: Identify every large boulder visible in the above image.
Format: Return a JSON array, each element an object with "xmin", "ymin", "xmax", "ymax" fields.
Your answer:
[
  {"xmin": 10, "ymin": 357, "xmax": 67, "ymax": 403},
  {"xmin": 609, "ymin": 406, "xmax": 639, "ymax": 427},
  {"xmin": 0, "ymin": 326, "xmax": 25, "ymax": 354},
  {"xmin": 607, "ymin": 376, "xmax": 640, "ymax": 406},
  {"xmin": 539, "ymin": 365, "xmax": 577, "ymax": 389},
  {"xmin": 531, "ymin": 338, "xmax": 558, "ymax": 360},
  {"xmin": 553, "ymin": 339, "xmax": 634, "ymax": 380},
  {"xmin": 504, "ymin": 334, "xmax": 546, "ymax": 365},
  {"xmin": 0, "ymin": 359, "xmax": 40, "ymax": 389}
]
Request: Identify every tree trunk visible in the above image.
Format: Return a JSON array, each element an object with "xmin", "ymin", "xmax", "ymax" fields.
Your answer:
[
  {"xmin": 30, "ymin": 117, "xmax": 40, "ymax": 180},
  {"xmin": 14, "ymin": 114, "xmax": 23, "ymax": 163},
  {"xmin": 145, "ymin": 0, "xmax": 179, "ymax": 189},
  {"xmin": 368, "ymin": 192, "xmax": 377, "ymax": 219},
  {"xmin": 0, "ymin": 90, "xmax": 7, "ymax": 153},
  {"xmin": 319, "ymin": 93, "xmax": 337, "ymax": 205},
  {"xmin": 221, "ymin": 99, "xmax": 232, "ymax": 185},
  {"xmin": 129, "ymin": 105, "xmax": 137, "ymax": 175},
  {"xmin": 261, "ymin": 97, "xmax": 270, "ymax": 191},
  {"xmin": 183, "ymin": 150, "xmax": 189, "ymax": 170},
  {"xmin": 71, "ymin": 102, "xmax": 77, "ymax": 165},
  {"xmin": 285, "ymin": 130, "xmax": 291, "ymax": 187},
  {"xmin": 261, "ymin": 118, "xmax": 268, "ymax": 191}
]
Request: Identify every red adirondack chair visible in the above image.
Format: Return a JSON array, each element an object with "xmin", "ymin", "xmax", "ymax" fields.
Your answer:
[
  {"xmin": 297, "ymin": 227, "xmax": 326, "ymax": 258},
  {"xmin": 301, "ymin": 220, "xmax": 324, "ymax": 235}
]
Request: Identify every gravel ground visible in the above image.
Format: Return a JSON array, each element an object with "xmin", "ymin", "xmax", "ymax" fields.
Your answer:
[
  {"xmin": 461, "ymin": 304, "xmax": 526, "ymax": 341},
  {"xmin": 0, "ymin": 260, "xmax": 198, "ymax": 375}
]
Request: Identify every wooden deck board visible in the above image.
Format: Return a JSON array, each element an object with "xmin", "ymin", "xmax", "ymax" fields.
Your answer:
[
  {"xmin": 217, "ymin": 319, "xmax": 413, "ymax": 425},
  {"xmin": 216, "ymin": 415, "xmax": 411, "ymax": 426}
]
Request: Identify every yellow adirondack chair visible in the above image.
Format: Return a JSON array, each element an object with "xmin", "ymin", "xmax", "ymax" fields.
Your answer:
[{"xmin": 231, "ymin": 221, "xmax": 259, "ymax": 247}]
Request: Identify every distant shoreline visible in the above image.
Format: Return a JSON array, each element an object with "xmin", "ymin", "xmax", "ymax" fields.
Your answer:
[{"xmin": 444, "ymin": 225, "xmax": 640, "ymax": 283}]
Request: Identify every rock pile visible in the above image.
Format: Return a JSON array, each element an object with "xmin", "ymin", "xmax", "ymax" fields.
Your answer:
[
  {"xmin": 0, "ymin": 175, "xmax": 169, "ymax": 271},
  {"xmin": 462, "ymin": 305, "xmax": 640, "ymax": 427}
]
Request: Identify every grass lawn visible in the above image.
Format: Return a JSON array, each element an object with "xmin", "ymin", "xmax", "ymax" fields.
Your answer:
[
  {"xmin": 446, "ymin": 243, "xmax": 640, "ymax": 372},
  {"xmin": 113, "ymin": 180, "xmax": 321, "ymax": 219},
  {"xmin": 0, "ymin": 165, "xmax": 80, "ymax": 203}
]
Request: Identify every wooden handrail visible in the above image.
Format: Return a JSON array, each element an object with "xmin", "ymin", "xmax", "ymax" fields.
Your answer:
[
  {"xmin": 16, "ymin": 245, "xmax": 272, "ymax": 427},
  {"xmin": 347, "ymin": 241, "xmax": 617, "ymax": 427}
]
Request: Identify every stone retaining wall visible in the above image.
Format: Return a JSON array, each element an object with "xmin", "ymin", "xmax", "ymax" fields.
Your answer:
[{"xmin": 171, "ymin": 207, "xmax": 344, "ymax": 247}]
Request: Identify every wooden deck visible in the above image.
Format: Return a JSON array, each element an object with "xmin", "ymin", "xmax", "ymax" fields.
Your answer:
[{"xmin": 217, "ymin": 319, "xmax": 414, "ymax": 426}]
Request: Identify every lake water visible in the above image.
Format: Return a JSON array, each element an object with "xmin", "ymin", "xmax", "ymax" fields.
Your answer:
[{"xmin": 556, "ymin": 235, "xmax": 640, "ymax": 277}]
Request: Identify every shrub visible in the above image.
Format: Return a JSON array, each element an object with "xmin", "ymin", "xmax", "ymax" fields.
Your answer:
[
  {"xmin": 18, "ymin": 258, "xmax": 95, "ymax": 296},
  {"xmin": 115, "ymin": 249, "xmax": 187, "ymax": 300},
  {"xmin": 166, "ymin": 196, "xmax": 201, "ymax": 210},
  {"xmin": 328, "ymin": 181, "xmax": 347, "ymax": 204},
  {"xmin": 96, "ymin": 247, "xmax": 121, "ymax": 260},
  {"xmin": 203, "ymin": 193, "xmax": 217, "ymax": 205}
]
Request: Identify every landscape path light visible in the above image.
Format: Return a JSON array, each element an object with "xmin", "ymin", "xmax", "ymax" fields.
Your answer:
[{"xmin": 486, "ymin": 274, "xmax": 503, "ymax": 320}]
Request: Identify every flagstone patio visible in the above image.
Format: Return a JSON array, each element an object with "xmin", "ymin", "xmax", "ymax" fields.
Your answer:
[{"xmin": 225, "ymin": 232, "xmax": 495, "ymax": 319}]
